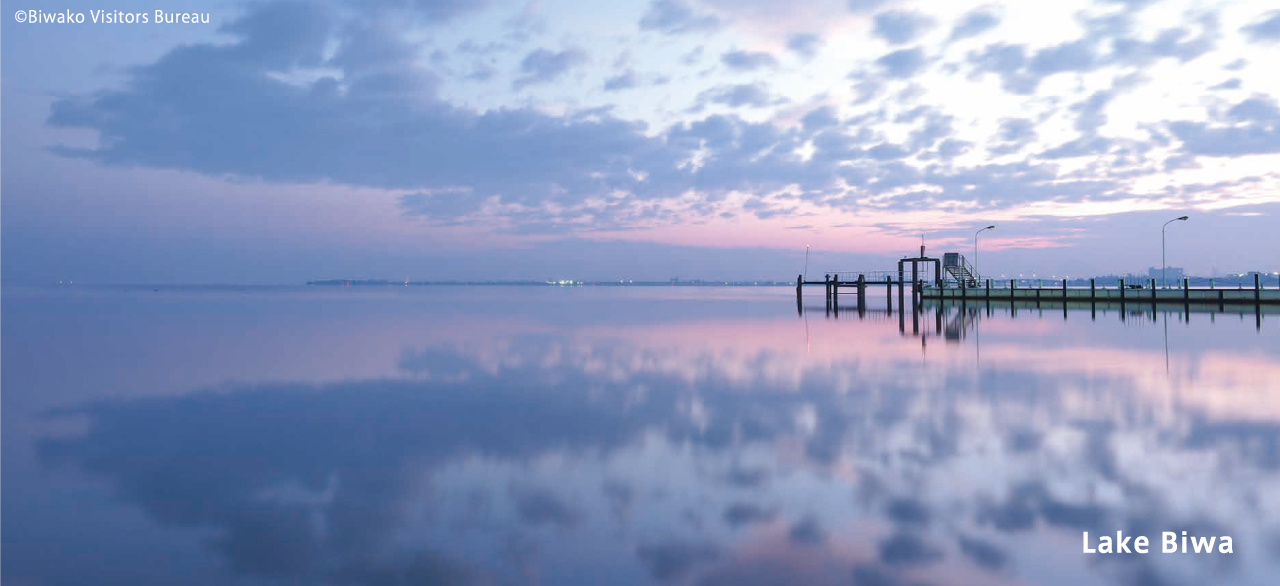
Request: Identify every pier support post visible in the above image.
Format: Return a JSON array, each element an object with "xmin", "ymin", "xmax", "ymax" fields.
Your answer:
[
  {"xmin": 1062, "ymin": 278, "xmax": 1068, "ymax": 319},
  {"xmin": 1256, "ymin": 273, "xmax": 1262, "ymax": 303},
  {"xmin": 1119, "ymin": 278, "xmax": 1126, "ymax": 306},
  {"xmin": 1184, "ymin": 277, "xmax": 1190, "ymax": 304},
  {"xmin": 985, "ymin": 279, "xmax": 992, "ymax": 316},
  {"xmin": 1090, "ymin": 278, "xmax": 1097, "ymax": 320},
  {"xmin": 886, "ymin": 276, "xmax": 893, "ymax": 313},
  {"xmin": 1010, "ymin": 279, "xmax": 1016, "ymax": 302},
  {"xmin": 796, "ymin": 274, "xmax": 802, "ymax": 298},
  {"xmin": 912, "ymin": 293, "xmax": 919, "ymax": 335},
  {"xmin": 857, "ymin": 274, "xmax": 866, "ymax": 315},
  {"xmin": 1150, "ymin": 279, "xmax": 1157, "ymax": 301},
  {"xmin": 911, "ymin": 261, "xmax": 920, "ymax": 306},
  {"xmin": 898, "ymin": 262, "xmax": 906, "ymax": 312},
  {"xmin": 832, "ymin": 281, "xmax": 839, "ymax": 316}
]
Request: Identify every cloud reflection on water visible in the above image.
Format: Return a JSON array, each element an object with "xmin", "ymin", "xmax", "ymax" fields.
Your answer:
[{"xmin": 28, "ymin": 299, "xmax": 1280, "ymax": 585}]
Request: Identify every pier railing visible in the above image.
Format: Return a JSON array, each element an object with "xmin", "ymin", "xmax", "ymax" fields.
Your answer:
[
  {"xmin": 920, "ymin": 276, "xmax": 1278, "ymax": 305},
  {"xmin": 828, "ymin": 270, "xmax": 897, "ymax": 283}
]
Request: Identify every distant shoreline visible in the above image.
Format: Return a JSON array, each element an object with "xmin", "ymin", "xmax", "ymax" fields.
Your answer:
[
  {"xmin": 306, "ymin": 273, "xmax": 1278, "ymax": 289},
  {"xmin": 305, "ymin": 279, "xmax": 796, "ymax": 287}
]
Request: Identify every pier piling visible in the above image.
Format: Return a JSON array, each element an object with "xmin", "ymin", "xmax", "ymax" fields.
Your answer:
[{"xmin": 886, "ymin": 276, "xmax": 893, "ymax": 313}]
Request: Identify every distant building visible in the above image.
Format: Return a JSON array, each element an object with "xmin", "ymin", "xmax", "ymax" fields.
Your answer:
[{"xmin": 1148, "ymin": 266, "xmax": 1184, "ymax": 280}]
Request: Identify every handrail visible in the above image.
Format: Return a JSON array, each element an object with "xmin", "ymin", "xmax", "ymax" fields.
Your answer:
[{"xmin": 827, "ymin": 270, "xmax": 898, "ymax": 282}]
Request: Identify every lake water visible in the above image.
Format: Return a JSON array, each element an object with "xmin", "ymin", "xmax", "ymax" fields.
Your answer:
[{"xmin": 3, "ymin": 286, "xmax": 1278, "ymax": 585}]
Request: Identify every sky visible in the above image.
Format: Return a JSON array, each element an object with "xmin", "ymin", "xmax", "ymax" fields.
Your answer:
[{"xmin": 2, "ymin": 0, "xmax": 1279, "ymax": 284}]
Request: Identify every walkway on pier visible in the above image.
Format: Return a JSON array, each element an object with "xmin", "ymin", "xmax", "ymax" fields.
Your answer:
[
  {"xmin": 798, "ymin": 272, "xmax": 1278, "ymax": 314},
  {"xmin": 922, "ymin": 275, "xmax": 1279, "ymax": 306}
]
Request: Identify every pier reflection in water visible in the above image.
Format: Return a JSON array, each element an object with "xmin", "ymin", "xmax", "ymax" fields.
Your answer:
[
  {"xmin": 3, "ymin": 286, "xmax": 1278, "ymax": 585},
  {"xmin": 805, "ymin": 297, "xmax": 1274, "ymax": 338}
]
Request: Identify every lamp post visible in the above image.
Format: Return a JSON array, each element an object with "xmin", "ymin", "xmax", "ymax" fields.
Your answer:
[
  {"xmin": 1162, "ymin": 216, "xmax": 1188, "ymax": 289},
  {"xmin": 974, "ymin": 225, "xmax": 995, "ymax": 282},
  {"xmin": 804, "ymin": 244, "xmax": 811, "ymax": 283}
]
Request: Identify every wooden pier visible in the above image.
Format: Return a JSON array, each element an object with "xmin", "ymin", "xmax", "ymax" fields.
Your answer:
[
  {"xmin": 797, "ymin": 272, "xmax": 1279, "ymax": 314},
  {"xmin": 922, "ymin": 275, "xmax": 1279, "ymax": 306}
]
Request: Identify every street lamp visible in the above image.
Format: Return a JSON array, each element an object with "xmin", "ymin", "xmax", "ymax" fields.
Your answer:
[
  {"xmin": 1162, "ymin": 216, "xmax": 1188, "ymax": 289},
  {"xmin": 804, "ymin": 244, "xmax": 811, "ymax": 282},
  {"xmin": 974, "ymin": 225, "xmax": 995, "ymax": 283}
]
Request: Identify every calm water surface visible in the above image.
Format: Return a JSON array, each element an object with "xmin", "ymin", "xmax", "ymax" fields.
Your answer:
[{"xmin": 3, "ymin": 286, "xmax": 1279, "ymax": 585}]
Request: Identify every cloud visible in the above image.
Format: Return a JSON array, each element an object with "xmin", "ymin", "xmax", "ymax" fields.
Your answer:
[
  {"xmin": 996, "ymin": 118, "xmax": 1036, "ymax": 143},
  {"xmin": 969, "ymin": 39, "xmax": 1101, "ymax": 94},
  {"xmin": 1168, "ymin": 96, "xmax": 1280, "ymax": 156},
  {"xmin": 721, "ymin": 49, "xmax": 779, "ymax": 71},
  {"xmin": 787, "ymin": 516, "xmax": 827, "ymax": 545},
  {"xmin": 989, "ymin": 118, "xmax": 1036, "ymax": 156},
  {"xmin": 872, "ymin": 10, "xmax": 934, "ymax": 45},
  {"xmin": 639, "ymin": 0, "xmax": 720, "ymax": 34},
  {"xmin": 956, "ymin": 535, "xmax": 1008, "ymax": 571},
  {"xmin": 1241, "ymin": 10, "xmax": 1280, "ymax": 43},
  {"xmin": 603, "ymin": 69, "xmax": 639, "ymax": 91},
  {"xmin": 40, "ymin": 0, "xmax": 1274, "ymax": 237},
  {"xmin": 695, "ymin": 83, "xmax": 784, "ymax": 108},
  {"xmin": 1209, "ymin": 78, "xmax": 1241, "ymax": 91},
  {"xmin": 1228, "ymin": 96, "xmax": 1280, "ymax": 122},
  {"xmin": 786, "ymin": 32, "xmax": 822, "ymax": 59},
  {"xmin": 218, "ymin": 1, "xmax": 335, "ymax": 69},
  {"xmin": 968, "ymin": 43, "xmax": 1035, "ymax": 93},
  {"xmin": 1098, "ymin": 0, "xmax": 1161, "ymax": 8},
  {"xmin": 376, "ymin": 0, "xmax": 495, "ymax": 24},
  {"xmin": 513, "ymin": 487, "xmax": 583, "ymax": 528},
  {"xmin": 949, "ymin": 8, "xmax": 1000, "ymax": 41},
  {"xmin": 875, "ymin": 47, "xmax": 927, "ymax": 78},
  {"xmin": 1028, "ymin": 39, "xmax": 1096, "ymax": 75},
  {"xmin": 722, "ymin": 502, "xmax": 776, "ymax": 528},
  {"xmin": 883, "ymin": 498, "xmax": 931, "ymax": 527},
  {"xmin": 967, "ymin": 14, "xmax": 1215, "ymax": 95},
  {"xmin": 878, "ymin": 533, "xmax": 944, "ymax": 567},
  {"xmin": 1111, "ymin": 20, "xmax": 1218, "ymax": 66},
  {"xmin": 636, "ymin": 541, "xmax": 720, "ymax": 581},
  {"xmin": 682, "ymin": 45, "xmax": 705, "ymax": 64},
  {"xmin": 802, "ymin": 106, "xmax": 840, "ymax": 131},
  {"xmin": 513, "ymin": 47, "xmax": 588, "ymax": 89},
  {"xmin": 847, "ymin": 0, "xmax": 890, "ymax": 14},
  {"xmin": 46, "ymin": 4, "xmax": 683, "ymax": 227}
]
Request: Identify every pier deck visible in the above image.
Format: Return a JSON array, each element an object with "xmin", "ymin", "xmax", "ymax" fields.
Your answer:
[{"xmin": 796, "ymin": 273, "xmax": 1280, "ymax": 314}]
